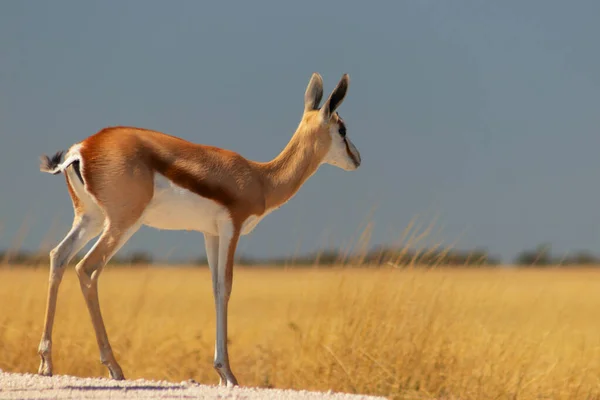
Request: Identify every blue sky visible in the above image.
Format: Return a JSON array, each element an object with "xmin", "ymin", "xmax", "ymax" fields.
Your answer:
[{"xmin": 1, "ymin": 1, "xmax": 600, "ymax": 263}]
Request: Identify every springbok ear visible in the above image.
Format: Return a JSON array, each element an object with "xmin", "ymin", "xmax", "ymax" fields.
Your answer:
[
  {"xmin": 304, "ymin": 73, "xmax": 324, "ymax": 112},
  {"xmin": 320, "ymin": 73, "xmax": 349, "ymax": 121}
]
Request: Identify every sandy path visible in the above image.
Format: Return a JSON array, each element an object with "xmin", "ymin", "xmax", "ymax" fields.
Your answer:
[{"xmin": 0, "ymin": 370, "xmax": 386, "ymax": 400}]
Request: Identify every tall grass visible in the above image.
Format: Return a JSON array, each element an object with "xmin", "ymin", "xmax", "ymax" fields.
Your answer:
[{"xmin": 1, "ymin": 265, "xmax": 600, "ymax": 399}]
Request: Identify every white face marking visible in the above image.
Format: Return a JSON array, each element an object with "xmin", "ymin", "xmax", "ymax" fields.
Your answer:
[
  {"xmin": 322, "ymin": 125, "xmax": 361, "ymax": 171},
  {"xmin": 142, "ymin": 173, "xmax": 230, "ymax": 235}
]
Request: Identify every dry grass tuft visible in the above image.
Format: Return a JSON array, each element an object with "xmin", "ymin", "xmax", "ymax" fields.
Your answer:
[{"xmin": 1, "ymin": 265, "xmax": 600, "ymax": 399}]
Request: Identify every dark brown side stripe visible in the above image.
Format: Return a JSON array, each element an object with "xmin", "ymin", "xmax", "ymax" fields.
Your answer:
[{"xmin": 149, "ymin": 154, "xmax": 238, "ymax": 208}]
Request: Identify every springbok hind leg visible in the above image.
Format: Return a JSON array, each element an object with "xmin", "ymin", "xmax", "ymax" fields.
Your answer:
[
  {"xmin": 75, "ymin": 222, "xmax": 141, "ymax": 380},
  {"xmin": 38, "ymin": 214, "xmax": 103, "ymax": 376}
]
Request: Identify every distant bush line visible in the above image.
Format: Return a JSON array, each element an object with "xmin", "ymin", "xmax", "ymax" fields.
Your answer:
[{"xmin": 2, "ymin": 242, "xmax": 600, "ymax": 267}]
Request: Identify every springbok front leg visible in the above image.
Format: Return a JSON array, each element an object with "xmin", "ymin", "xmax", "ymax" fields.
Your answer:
[
  {"xmin": 204, "ymin": 232, "xmax": 219, "ymax": 312},
  {"xmin": 38, "ymin": 214, "xmax": 103, "ymax": 376},
  {"xmin": 208, "ymin": 223, "xmax": 240, "ymax": 387},
  {"xmin": 204, "ymin": 233, "xmax": 223, "ymax": 383},
  {"xmin": 75, "ymin": 222, "xmax": 141, "ymax": 380}
]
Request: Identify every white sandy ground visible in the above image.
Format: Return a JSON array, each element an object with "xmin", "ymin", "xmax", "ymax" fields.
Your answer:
[{"xmin": 0, "ymin": 370, "xmax": 387, "ymax": 400}]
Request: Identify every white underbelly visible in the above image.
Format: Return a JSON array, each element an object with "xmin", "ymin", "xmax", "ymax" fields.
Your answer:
[{"xmin": 142, "ymin": 174, "xmax": 229, "ymax": 235}]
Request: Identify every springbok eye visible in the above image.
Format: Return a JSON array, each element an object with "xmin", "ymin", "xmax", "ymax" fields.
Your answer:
[{"xmin": 337, "ymin": 115, "xmax": 347, "ymax": 137}]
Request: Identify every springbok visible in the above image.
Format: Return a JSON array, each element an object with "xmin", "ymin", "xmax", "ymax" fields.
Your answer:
[{"xmin": 37, "ymin": 72, "xmax": 361, "ymax": 387}]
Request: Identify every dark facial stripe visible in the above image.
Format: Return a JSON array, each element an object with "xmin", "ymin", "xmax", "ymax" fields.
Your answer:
[{"xmin": 343, "ymin": 138, "xmax": 360, "ymax": 167}]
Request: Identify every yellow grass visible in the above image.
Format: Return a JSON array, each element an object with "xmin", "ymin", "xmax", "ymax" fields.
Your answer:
[{"xmin": 1, "ymin": 265, "xmax": 600, "ymax": 399}]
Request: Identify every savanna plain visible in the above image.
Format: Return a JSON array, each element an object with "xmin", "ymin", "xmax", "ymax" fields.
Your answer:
[{"xmin": 1, "ymin": 264, "xmax": 600, "ymax": 400}]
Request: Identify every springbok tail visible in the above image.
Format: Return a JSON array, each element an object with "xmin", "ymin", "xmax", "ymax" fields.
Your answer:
[{"xmin": 40, "ymin": 151, "xmax": 79, "ymax": 175}]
